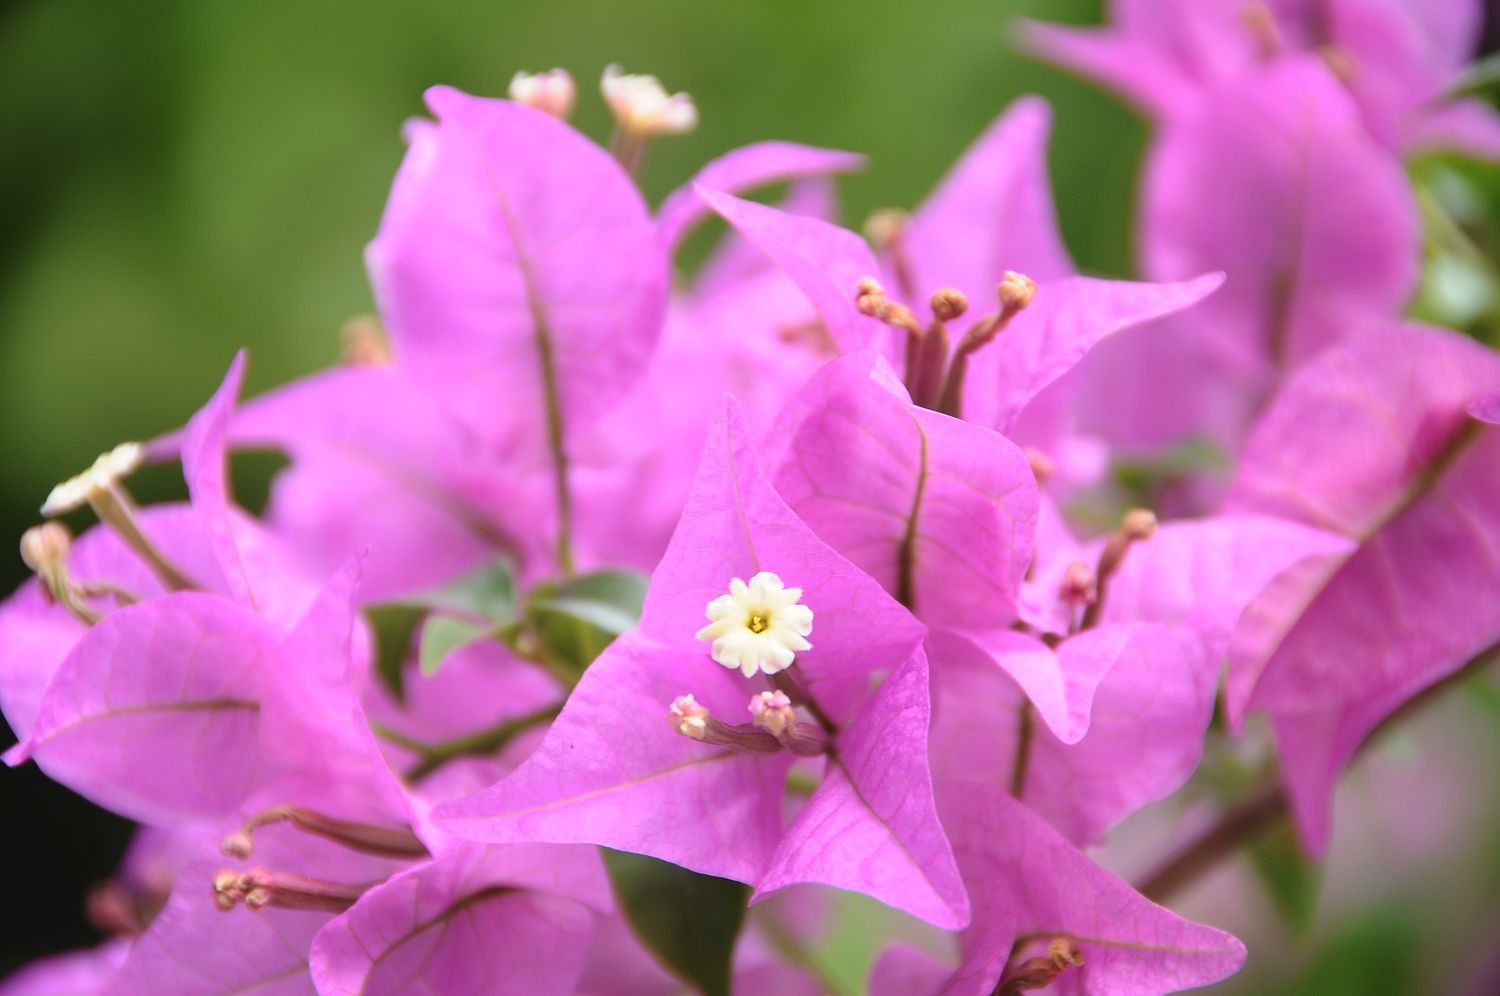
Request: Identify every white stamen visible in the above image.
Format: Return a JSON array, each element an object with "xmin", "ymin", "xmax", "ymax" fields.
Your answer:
[
  {"xmin": 601, "ymin": 64, "xmax": 697, "ymax": 136},
  {"xmin": 41, "ymin": 442, "xmax": 144, "ymax": 517},
  {"xmin": 695, "ymin": 571, "xmax": 813, "ymax": 678}
]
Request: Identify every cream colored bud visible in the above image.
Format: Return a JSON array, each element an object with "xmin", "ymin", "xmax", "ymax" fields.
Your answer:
[
  {"xmin": 930, "ymin": 287, "xmax": 969, "ymax": 323},
  {"xmin": 20, "ymin": 522, "xmax": 71, "ymax": 572},
  {"xmin": 601, "ymin": 64, "xmax": 697, "ymax": 135},
  {"xmin": 509, "ymin": 68, "xmax": 577, "ymax": 118},
  {"xmin": 997, "ymin": 271, "xmax": 1037, "ymax": 313},
  {"xmin": 1123, "ymin": 508, "xmax": 1159, "ymax": 542}
]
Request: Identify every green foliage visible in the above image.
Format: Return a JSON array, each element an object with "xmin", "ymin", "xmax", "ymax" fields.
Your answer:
[
  {"xmin": 418, "ymin": 615, "xmax": 488, "ymax": 676},
  {"xmin": 526, "ymin": 569, "xmax": 649, "ymax": 681},
  {"xmin": 1246, "ymin": 817, "xmax": 1324, "ymax": 933},
  {"xmin": 365, "ymin": 558, "xmax": 518, "ymax": 697},
  {"xmin": 602, "ymin": 849, "xmax": 749, "ymax": 996}
]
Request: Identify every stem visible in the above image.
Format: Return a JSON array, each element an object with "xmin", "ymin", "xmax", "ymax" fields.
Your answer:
[
  {"xmin": 1138, "ymin": 645, "xmax": 1500, "ymax": 903},
  {"xmin": 1138, "ymin": 785, "xmax": 1286, "ymax": 903},
  {"xmin": 491, "ymin": 180, "xmax": 574, "ymax": 576},
  {"xmin": 90, "ymin": 486, "xmax": 197, "ymax": 592},
  {"xmin": 374, "ymin": 703, "xmax": 563, "ymax": 784},
  {"xmin": 1009, "ymin": 700, "xmax": 1034, "ymax": 798}
]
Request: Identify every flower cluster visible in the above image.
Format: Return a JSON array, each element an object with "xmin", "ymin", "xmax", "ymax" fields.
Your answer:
[{"xmin": 3, "ymin": 12, "xmax": 1499, "ymax": 993}]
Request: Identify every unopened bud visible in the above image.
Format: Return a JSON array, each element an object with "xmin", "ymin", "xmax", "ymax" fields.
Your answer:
[
  {"xmin": 748, "ymin": 690, "xmax": 795, "ymax": 738},
  {"xmin": 863, "ymin": 209, "xmax": 907, "ymax": 249},
  {"xmin": 669, "ymin": 694, "xmax": 710, "ymax": 740},
  {"xmin": 20, "ymin": 523, "xmax": 71, "ymax": 573},
  {"xmin": 212, "ymin": 867, "xmax": 366, "ymax": 914},
  {"xmin": 930, "ymin": 288, "xmax": 968, "ymax": 323},
  {"xmin": 601, "ymin": 64, "xmax": 697, "ymax": 136},
  {"xmin": 1123, "ymin": 508, "xmax": 1158, "ymax": 541},
  {"xmin": 222, "ymin": 804, "xmax": 429, "ymax": 860},
  {"xmin": 998, "ymin": 937, "xmax": 1084, "ymax": 994},
  {"xmin": 997, "ymin": 271, "xmax": 1037, "ymax": 314},
  {"xmin": 509, "ymin": 68, "xmax": 577, "ymax": 118},
  {"xmin": 1059, "ymin": 561, "xmax": 1097, "ymax": 606},
  {"xmin": 338, "ymin": 315, "xmax": 392, "ymax": 366},
  {"xmin": 1024, "ymin": 447, "xmax": 1054, "ymax": 486}
]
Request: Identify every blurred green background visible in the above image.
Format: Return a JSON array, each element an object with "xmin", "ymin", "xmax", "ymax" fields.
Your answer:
[{"xmin": 2, "ymin": 0, "xmax": 1498, "ymax": 991}]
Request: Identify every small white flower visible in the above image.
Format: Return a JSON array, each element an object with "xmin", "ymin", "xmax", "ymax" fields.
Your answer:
[
  {"xmin": 600, "ymin": 64, "xmax": 697, "ymax": 136},
  {"xmin": 41, "ymin": 442, "xmax": 144, "ymax": 517},
  {"xmin": 695, "ymin": 571, "xmax": 813, "ymax": 678},
  {"xmin": 508, "ymin": 68, "xmax": 576, "ymax": 119}
]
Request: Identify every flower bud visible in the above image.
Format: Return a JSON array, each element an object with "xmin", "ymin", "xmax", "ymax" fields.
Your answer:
[
  {"xmin": 509, "ymin": 68, "xmax": 577, "ymax": 118},
  {"xmin": 20, "ymin": 522, "xmax": 71, "ymax": 574},
  {"xmin": 669, "ymin": 694, "xmax": 710, "ymax": 740},
  {"xmin": 601, "ymin": 65, "xmax": 697, "ymax": 136},
  {"xmin": 1123, "ymin": 508, "xmax": 1159, "ymax": 541},
  {"xmin": 930, "ymin": 287, "xmax": 969, "ymax": 323},
  {"xmin": 1059, "ymin": 561, "xmax": 1098, "ymax": 607},
  {"xmin": 748, "ymin": 690, "xmax": 795, "ymax": 738},
  {"xmin": 1024, "ymin": 447, "xmax": 1054, "ymax": 486},
  {"xmin": 997, "ymin": 270, "xmax": 1037, "ymax": 315}
]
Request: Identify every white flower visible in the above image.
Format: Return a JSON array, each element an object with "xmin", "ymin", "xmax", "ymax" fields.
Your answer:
[
  {"xmin": 508, "ymin": 68, "xmax": 576, "ymax": 119},
  {"xmin": 600, "ymin": 64, "xmax": 697, "ymax": 136},
  {"xmin": 41, "ymin": 442, "xmax": 144, "ymax": 517},
  {"xmin": 695, "ymin": 571, "xmax": 813, "ymax": 678}
]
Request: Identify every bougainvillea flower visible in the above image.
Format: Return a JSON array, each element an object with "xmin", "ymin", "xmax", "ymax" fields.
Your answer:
[
  {"xmin": 311, "ymin": 842, "xmax": 611, "ymax": 995},
  {"xmin": 700, "ymin": 97, "xmax": 1224, "ymax": 441},
  {"xmin": 367, "ymin": 86, "xmax": 667, "ymax": 454},
  {"xmin": 869, "ymin": 785, "xmax": 1245, "ymax": 995},
  {"xmin": 0, "ymin": 351, "xmax": 314, "ymax": 748},
  {"xmin": 656, "ymin": 140, "xmax": 864, "ymax": 251},
  {"xmin": 926, "ymin": 504, "xmax": 1345, "ymax": 845},
  {"xmin": 437, "ymin": 399, "xmax": 970, "ymax": 928},
  {"xmin": 1061, "ymin": 56, "xmax": 1420, "ymax": 463},
  {"xmin": 231, "ymin": 363, "xmax": 548, "ymax": 595},
  {"xmin": 1225, "ymin": 324, "xmax": 1500, "ymax": 853},
  {"xmin": 1022, "ymin": 0, "xmax": 1500, "ymax": 158},
  {"xmin": 571, "ymin": 182, "xmax": 849, "ymax": 571}
]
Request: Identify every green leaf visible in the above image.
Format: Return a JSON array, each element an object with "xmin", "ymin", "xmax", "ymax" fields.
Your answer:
[
  {"xmin": 418, "ymin": 615, "xmax": 489, "ymax": 677},
  {"xmin": 362, "ymin": 559, "xmax": 518, "ymax": 697},
  {"xmin": 601, "ymin": 849, "xmax": 748, "ymax": 996},
  {"xmin": 365, "ymin": 603, "xmax": 427, "ymax": 701},
  {"xmin": 1246, "ymin": 816, "xmax": 1323, "ymax": 933},
  {"xmin": 422, "ymin": 558, "xmax": 517, "ymax": 622},
  {"xmin": 526, "ymin": 569, "xmax": 649, "ymax": 679}
]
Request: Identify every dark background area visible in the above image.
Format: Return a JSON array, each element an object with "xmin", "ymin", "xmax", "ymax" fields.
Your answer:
[{"xmin": 2, "ymin": 1, "xmax": 1499, "ymax": 990}]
